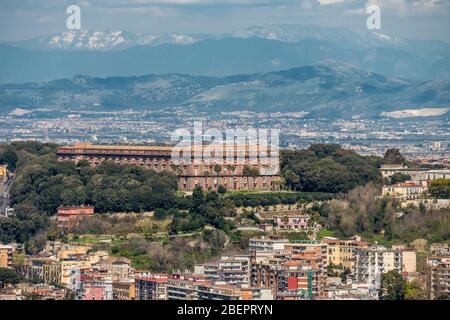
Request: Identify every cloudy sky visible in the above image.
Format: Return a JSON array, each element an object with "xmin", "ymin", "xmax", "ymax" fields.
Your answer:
[{"xmin": 1, "ymin": 0, "xmax": 449, "ymax": 42}]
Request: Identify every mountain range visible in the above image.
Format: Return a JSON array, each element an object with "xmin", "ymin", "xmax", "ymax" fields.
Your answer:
[
  {"xmin": 6, "ymin": 30, "xmax": 204, "ymax": 51},
  {"xmin": 1, "ymin": 25, "xmax": 450, "ymax": 83},
  {"xmin": 1, "ymin": 61, "xmax": 449, "ymax": 119}
]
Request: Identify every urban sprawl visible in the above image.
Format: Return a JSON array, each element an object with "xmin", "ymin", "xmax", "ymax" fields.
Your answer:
[{"xmin": 0, "ymin": 140, "xmax": 449, "ymax": 301}]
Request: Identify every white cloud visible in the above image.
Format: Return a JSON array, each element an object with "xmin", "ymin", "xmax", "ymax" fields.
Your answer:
[{"xmin": 317, "ymin": 0, "xmax": 347, "ymax": 5}]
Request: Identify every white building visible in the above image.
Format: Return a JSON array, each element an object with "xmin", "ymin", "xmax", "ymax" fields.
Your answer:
[
  {"xmin": 248, "ymin": 237, "xmax": 289, "ymax": 252},
  {"xmin": 353, "ymin": 246, "xmax": 416, "ymax": 289}
]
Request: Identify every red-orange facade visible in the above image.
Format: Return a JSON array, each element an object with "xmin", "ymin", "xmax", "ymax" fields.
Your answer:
[{"xmin": 57, "ymin": 142, "xmax": 281, "ymax": 191}]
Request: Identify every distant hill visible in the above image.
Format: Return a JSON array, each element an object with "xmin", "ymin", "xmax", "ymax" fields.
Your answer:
[
  {"xmin": 1, "ymin": 25, "xmax": 450, "ymax": 83},
  {"xmin": 1, "ymin": 61, "xmax": 449, "ymax": 119}
]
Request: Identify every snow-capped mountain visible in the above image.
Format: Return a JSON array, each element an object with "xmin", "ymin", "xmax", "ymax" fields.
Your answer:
[
  {"xmin": 232, "ymin": 24, "xmax": 403, "ymax": 48},
  {"xmin": 2, "ymin": 24, "xmax": 450, "ymax": 82},
  {"xmin": 10, "ymin": 30, "xmax": 201, "ymax": 51},
  {"xmin": 10, "ymin": 25, "xmax": 405, "ymax": 52}
]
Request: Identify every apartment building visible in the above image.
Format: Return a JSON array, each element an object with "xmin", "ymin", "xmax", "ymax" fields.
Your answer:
[
  {"xmin": 284, "ymin": 240, "xmax": 328, "ymax": 274},
  {"xmin": 57, "ymin": 205, "xmax": 94, "ymax": 230},
  {"xmin": 217, "ymin": 255, "xmax": 251, "ymax": 285},
  {"xmin": 241, "ymin": 287, "xmax": 274, "ymax": 300},
  {"xmin": 112, "ymin": 280, "xmax": 136, "ymax": 300},
  {"xmin": 60, "ymin": 260, "xmax": 91, "ymax": 285},
  {"xmin": 430, "ymin": 243, "xmax": 450, "ymax": 256},
  {"xmin": 196, "ymin": 283, "xmax": 242, "ymax": 300},
  {"xmin": 277, "ymin": 266, "xmax": 323, "ymax": 300},
  {"xmin": 82, "ymin": 279, "xmax": 114, "ymax": 300},
  {"xmin": 248, "ymin": 237, "xmax": 289, "ymax": 252},
  {"xmin": 166, "ymin": 274, "xmax": 210, "ymax": 300},
  {"xmin": 57, "ymin": 244, "xmax": 89, "ymax": 260},
  {"xmin": 273, "ymin": 215, "xmax": 310, "ymax": 232},
  {"xmin": 194, "ymin": 262, "xmax": 219, "ymax": 279},
  {"xmin": 428, "ymin": 256, "xmax": 450, "ymax": 299},
  {"xmin": 324, "ymin": 239, "xmax": 369, "ymax": 270},
  {"xmin": 135, "ymin": 275, "xmax": 169, "ymax": 300},
  {"xmin": 42, "ymin": 262, "xmax": 62, "ymax": 284},
  {"xmin": 324, "ymin": 283, "xmax": 377, "ymax": 300},
  {"xmin": 250, "ymin": 260, "xmax": 280, "ymax": 294},
  {"xmin": 354, "ymin": 246, "xmax": 416, "ymax": 288},
  {"xmin": 0, "ymin": 245, "xmax": 13, "ymax": 268},
  {"xmin": 249, "ymin": 240, "xmax": 329, "ymax": 299},
  {"xmin": 99, "ymin": 257, "xmax": 133, "ymax": 282}
]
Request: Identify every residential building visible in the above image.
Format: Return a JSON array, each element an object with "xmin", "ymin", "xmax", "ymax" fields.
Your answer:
[
  {"xmin": 428, "ymin": 256, "xmax": 450, "ymax": 299},
  {"xmin": 60, "ymin": 260, "xmax": 91, "ymax": 285},
  {"xmin": 324, "ymin": 239, "xmax": 369, "ymax": 270},
  {"xmin": 382, "ymin": 182, "xmax": 424, "ymax": 199},
  {"xmin": 240, "ymin": 287, "xmax": 274, "ymax": 300},
  {"xmin": 248, "ymin": 237, "xmax": 288, "ymax": 252},
  {"xmin": 273, "ymin": 215, "xmax": 310, "ymax": 232},
  {"xmin": 166, "ymin": 274, "xmax": 209, "ymax": 300},
  {"xmin": 277, "ymin": 267, "xmax": 323, "ymax": 300},
  {"xmin": 57, "ymin": 206, "xmax": 94, "ymax": 230},
  {"xmin": 284, "ymin": 240, "xmax": 328, "ymax": 275},
  {"xmin": 100, "ymin": 257, "xmax": 133, "ymax": 282},
  {"xmin": 112, "ymin": 280, "xmax": 135, "ymax": 300},
  {"xmin": 0, "ymin": 165, "xmax": 7, "ymax": 182},
  {"xmin": 135, "ymin": 275, "xmax": 169, "ymax": 300},
  {"xmin": 217, "ymin": 255, "xmax": 251, "ymax": 285},
  {"xmin": 354, "ymin": 246, "xmax": 416, "ymax": 289},
  {"xmin": 430, "ymin": 243, "xmax": 450, "ymax": 256},
  {"xmin": 0, "ymin": 245, "xmax": 13, "ymax": 268},
  {"xmin": 194, "ymin": 262, "xmax": 219, "ymax": 279},
  {"xmin": 196, "ymin": 283, "xmax": 241, "ymax": 300},
  {"xmin": 82, "ymin": 279, "xmax": 113, "ymax": 300}
]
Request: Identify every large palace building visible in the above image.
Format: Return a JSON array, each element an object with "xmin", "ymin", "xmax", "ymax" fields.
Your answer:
[{"xmin": 57, "ymin": 142, "xmax": 281, "ymax": 191}]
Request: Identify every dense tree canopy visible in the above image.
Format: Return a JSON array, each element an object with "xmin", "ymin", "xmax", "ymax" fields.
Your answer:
[
  {"xmin": 169, "ymin": 187, "xmax": 236, "ymax": 235},
  {"xmin": 0, "ymin": 141, "xmax": 178, "ymax": 243},
  {"xmin": 383, "ymin": 148, "xmax": 405, "ymax": 165},
  {"xmin": 280, "ymin": 144, "xmax": 382, "ymax": 193},
  {"xmin": 0, "ymin": 268, "xmax": 23, "ymax": 286},
  {"xmin": 390, "ymin": 172, "xmax": 412, "ymax": 184},
  {"xmin": 380, "ymin": 270, "xmax": 406, "ymax": 300},
  {"xmin": 428, "ymin": 179, "xmax": 450, "ymax": 199}
]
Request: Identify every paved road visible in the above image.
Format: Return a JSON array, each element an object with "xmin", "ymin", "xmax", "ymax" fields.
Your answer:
[{"xmin": 0, "ymin": 176, "xmax": 13, "ymax": 217}]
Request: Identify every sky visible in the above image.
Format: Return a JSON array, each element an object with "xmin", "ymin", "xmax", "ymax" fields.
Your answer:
[{"xmin": 0, "ymin": 0, "xmax": 449, "ymax": 42}]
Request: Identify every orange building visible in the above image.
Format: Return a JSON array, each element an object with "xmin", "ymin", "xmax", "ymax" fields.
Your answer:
[
  {"xmin": 57, "ymin": 206, "xmax": 94, "ymax": 230},
  {"xmin": 0, "ymin": 245, "xmax": 13, "ymax": 268},
  {"xmin": 57, "ymin": 142, "xmax": 281, "ymax": 191}
]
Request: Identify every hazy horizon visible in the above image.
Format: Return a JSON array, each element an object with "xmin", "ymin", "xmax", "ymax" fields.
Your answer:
[{"xmin": 1, "ymin": 0, "xmax": 450, "ymax": 43}]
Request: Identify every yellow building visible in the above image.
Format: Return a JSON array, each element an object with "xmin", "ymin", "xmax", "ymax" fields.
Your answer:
[
  {"xmin": 101, "ymin": 257, "xmax": 132, "ymax": 282},
  {"xmin": 401, "ymin": 250, "xmax": 417, "ymax": 273},
  {"xmin": 42, "ymin": 262, "xmax": 61, "ymax": 284},
  {"xmin": 0, "ymin": 164, "xmax": 7, "ymax": 182},
  {"xmin": 113, "ymin": 281, "xmax": 136, "ymax": 300},
  {"xmin": 57, "ymin": 245, "xmax": 89, "ymax": 261},
  {"xmin": 0, "ymin": 245, "xmax": 13, "ymax": 268},
  {"xmin": 324, "ymin": 239, "xmax": 368, "ymax": 270},
  {"xmin": 382, "ymin": 182, "xmax": 424, "ymax": 199},
  {"xmin": 60, "ymin": 260, "xmax": 91, "ymax": 285}
]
